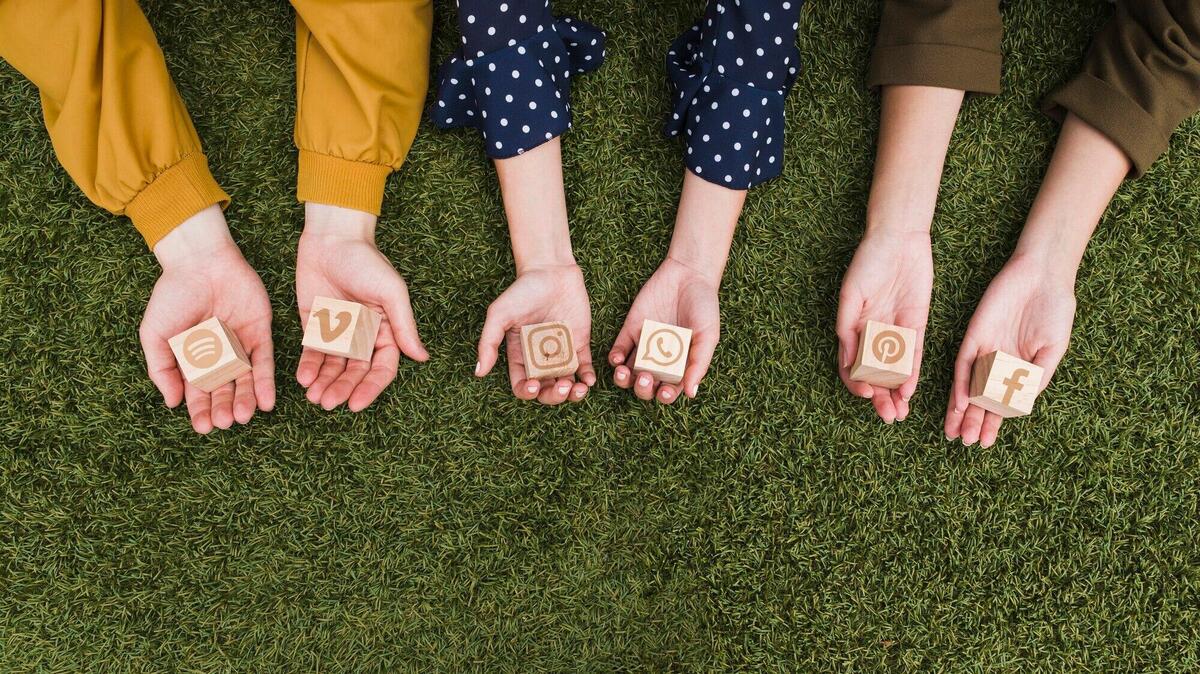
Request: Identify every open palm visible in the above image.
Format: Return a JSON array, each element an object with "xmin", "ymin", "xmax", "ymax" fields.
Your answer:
[
  {"xmin": 295, "ymin": 233, "xmax": 427, "ymax": 412},
  {"xmin": 837, "ymin": 229, "xmax": 933, "ymax": 423},
  {"xmin": 946, "ymin": 258, "xmax": 1075, "ymax": 447},
  {"xmin": 609, "ymin": 258, "xmax": 720, "ymax": 404}
]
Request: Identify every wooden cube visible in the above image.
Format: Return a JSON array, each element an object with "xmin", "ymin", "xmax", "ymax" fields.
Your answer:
[
  {"xmin": 520, "ymin": 321, "xmax": 579, "ymax": 379},
  {"xmin": 168, "ymin": 317, "xmax": 251, "ymax": 393},
  {"xmin": 633, "ymin": 319, "xmax": 693, "ymax": 384},
  {"xmin": 301, "ymin": 296, "xmax": 381, "ymax": 362},
  {"xmin": 849, "ymin": 320, "xmax": 917, "ymax": 389},
  {"xmin": 968, "ymin": 350, "xmax": 1044, "ymax": 418}
]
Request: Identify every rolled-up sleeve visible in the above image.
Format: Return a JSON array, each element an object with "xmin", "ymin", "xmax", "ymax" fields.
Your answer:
[
  {"xmin": 1043, "ymin": 0, "xmax": 1200, "ymax": 178},
  {"xmin": 665, "ymin": 0, "xmax": 805, "ymax": 190},
  {"xmin": 867, "ymin": 0, "xmax": 1003, "ymax": 95},
  {"xmin": 432, "ymin": 0, "xmax": 606, "ymax": 159}
]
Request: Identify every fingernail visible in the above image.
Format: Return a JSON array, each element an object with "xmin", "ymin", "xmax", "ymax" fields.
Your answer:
[
  {"xmin": 689, "ymin": 384, "xmax": 699, "ymax": 397},
  {"xmin": 661, "ymin": 390, "xmax": 673, "ymax": 401},
  {"xmin": 527, "ymin": 382, "xmax": 538, "ymax": 393},
  {"xmin": 616, "ymin": 370, "xmax": 627, "ymax": 381},
  {"xmin": 558, "ymin": 383, "xmax": 570, "ymax": 394},
  {"xmin": 954, "ymin": 406, "xmax": 964, "ymax": 413},
  {"xmin": 474, "ymin": 361, "xmax": 481, "ymax": 376},
  {"xmin": 861, "ymin": 392, "xmax": 873, "ymax": 399},
  {"xmin": 638, "ymin": 375, "xmax": 651, "ymax": 387}
]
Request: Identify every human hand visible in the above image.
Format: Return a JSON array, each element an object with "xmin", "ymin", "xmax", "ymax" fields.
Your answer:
[
  {"xmin": 475, "ymin": 263, "xmax": 595, "ymax": 405},
  {"xmin": 608, "ymin": 257, "xmax": 720, "ymax": 404},
  {"xmin": 141, "ymin": 205, "xmax": 275, "ymax": 434},
  {"xmin": 836, "ymin": 228, "xmax": 933, "ymax": 423},
  {"xmin": 945, "ymin": 255, "xmax": 1075, "ymax": 447},
  {"xmin": 295, "ymin": 203, "xmax": 428, "ymax": 411}
]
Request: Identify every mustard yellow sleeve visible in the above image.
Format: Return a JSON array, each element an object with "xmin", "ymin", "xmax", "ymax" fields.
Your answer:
[
  {"xmin": 0, "ymin": 0, "xmax": 229, "ymax": 249},
  {"xmin": 291, "ymin": 0, "xmax": 433, "ymax": 215}
]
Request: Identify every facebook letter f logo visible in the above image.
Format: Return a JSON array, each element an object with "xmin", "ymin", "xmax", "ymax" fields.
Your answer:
[{"xmin": 1001, "ymin": 368, "xmax": 1030, "ymax": 406}]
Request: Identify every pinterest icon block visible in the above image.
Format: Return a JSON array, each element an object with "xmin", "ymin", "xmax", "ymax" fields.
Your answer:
[{"xmin": 850, "ymin": 320, "xmax": 917, "ymax": 389}]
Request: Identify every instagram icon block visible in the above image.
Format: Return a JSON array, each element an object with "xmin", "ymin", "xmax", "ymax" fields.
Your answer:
[
  {"xmin": 520, "ymin": 321, "xmax": 579, "ymax": 379},
  {"xmin": 850, "ymin": 320, "xmax": 916, "ymax": 389},
  {"xmin": 168, "ymin": 316, "xmax": 251, "ymax": 392}
]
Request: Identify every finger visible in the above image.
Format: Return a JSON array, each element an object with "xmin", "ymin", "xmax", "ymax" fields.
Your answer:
[
  {"xmin": 139, "ymin": 325, "xmax": 184, "ymax": 408},
  {"xmin": 608, "ymin": 314, "xmax": 641, "ymax": 366},
  {"xmin": 575, "ymin": 339, "xmax": 597, "ymax": 387},
  {"xmin": 348, "ymin": 343, "xmax": 401, "ymax": 412},
  {"xmin": 891, "ymin": 388, "xmax": 910, "ymax": 422},
  {"xmin": 232, "ymin": 371, "xmax": 256, "ymax": 425},
  {"xmin": 321, "ymin": 357, "xmax": 371, "ymax": 411},
  {"xmin": 1031, "ymin": 344, "xmax": 1068, "ymax": 394},
  {"xmin": 513, "ymin": 378, "xmax": 541, "ymax": 400},
  {"xmin": 184, "ymin": 384, "xmax": 213, "ymax": 435},
  {"xmin": 296, "ymin": 348, "xmax": 326, "ymax": 388},
  {"xmin": 679, "ymin": 329, "xmax": 719, "ymax": 399},
  {"xmin": 537, "ymin": 376, "xmax": 574, "ymax": 406},
  {"xmin": 951, "ymin": 336, "xmax": 979, "ymax": 415},
  {"xmin": 944, "ymin": 380, "xmax": 966, "ymax": 440},
  {"xmin": 658, "ymin": 383, "xmax": 681, "ymax": 405},
  {"xmin": 835, "ymin": 287, "xmax": 863, "ymax": 372},
  {"xmin": 209, "ymin": 381, "xmax": 236, "ymax": 430},
  {"xmin": 306, "ymin": 356, "xmax": 347, "ymax": 404},
  {"xmin": 979, "ymin": 412, "xmax": 1004, "ymax": 448},
  {"xmin": 249, "ymin": 337, "xmax": 276, "ymax": 412},
  {"xmin": 613, "ymin": 365, "xmax": 633, "ymax": 389},
  {"xmin": 570, "ymin": 381, "xmax": 589, "ymax": 402},
  {"xmin": 382, "ymin": 282, "xmax": 429, "ymax": 362},
  {"xmin": 959, "ymin": 404, "xmax": 986, "ymax": 446},
  {"xmin": 478, "ymin": 302, "xmax": 513, "ymax": 378},
  {"xmin": 871, "ymin": 387, "xmax": 898, "ymax": 424},
  {"xmin": 633, "ymin": 371, "xmax": 656, "ymax": 401},
  {"xmin": 835, "ymin": 342, "xmax": 875, "ymax": 400},
  {"xmin": 896, "ymin": 325, "xmax": 925, "ymax": 403}
]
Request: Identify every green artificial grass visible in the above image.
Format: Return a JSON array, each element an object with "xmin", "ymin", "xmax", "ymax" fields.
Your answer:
[{"xmin": 2, "ymin": 0, "xmax": 1199, "ymax": 670}]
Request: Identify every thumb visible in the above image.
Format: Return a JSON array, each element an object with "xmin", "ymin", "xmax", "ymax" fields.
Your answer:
[
  {"xmin": 139, "ymin": 323, "xmax": 184, "ymax": 408},
  {"xmin": 476, "ymin": 299, "xmax": 514, "ymax": 378},
  {"xmin": 381, "ymin": 279, "xmax": 428, "ymax": 362}
]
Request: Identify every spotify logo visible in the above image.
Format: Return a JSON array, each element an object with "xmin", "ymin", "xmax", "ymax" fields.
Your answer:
[{"xmin": 182, "ymin": 328, "xmax": 223, "ymax": 369}]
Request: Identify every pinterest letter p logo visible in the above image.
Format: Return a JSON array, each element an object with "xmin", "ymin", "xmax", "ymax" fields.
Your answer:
[{"xmin": 871, "ymin": 329, "xmax": 906, "ymax": 365}]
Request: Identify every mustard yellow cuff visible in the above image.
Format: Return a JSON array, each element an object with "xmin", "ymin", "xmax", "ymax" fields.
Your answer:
[
  {"xmin": 296, "ymin": 150, "xmax": 393, "ymax": 216},
  {"xmin": 126, "ymin": 153, "xmax": 230, "ymax": 249}
]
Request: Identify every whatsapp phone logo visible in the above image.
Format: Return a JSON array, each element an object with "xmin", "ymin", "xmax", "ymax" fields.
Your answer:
[{"xmin": 641, "ymin": 328, "xmax": 685, "ymax": 367}]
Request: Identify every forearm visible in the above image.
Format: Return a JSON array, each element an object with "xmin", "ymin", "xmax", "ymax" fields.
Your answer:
[
  {"xmin": 494, "ymin": 139, "xmax": 575, "ymax": 273},
  {"xmin": 865, "ymin": 85, "xmax": 965, "ymax": 234},
  {"xmin": 665, "ymin": 170, "xmax": 746, "ymax": 285},
  {"xmin": 1012, "ymin": 114, "xmax": 1130, "ymax": 283}
]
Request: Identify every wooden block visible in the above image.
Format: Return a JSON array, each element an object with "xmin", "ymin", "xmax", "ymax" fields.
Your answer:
[
  {"xmin": 968, "ymin": 350, "xmax": 1044, "ymax": 418},
  {"xmin": 168, "ymin": 317, "xmax": 251, "ymax": 393},
  {"xmin": 301, "ymin": 296, "xmax": 381, "ymax": 362},
  {"xmin": 849, "ymin": 320, "xmax": 917, "ymax": 389},
  {"xmin": 520, "ymin": 321, "xmax": 579, "ymax": 379},
  {"xmin": 633, "ymin": 319, "xmax": 692, "ymax": 384}
]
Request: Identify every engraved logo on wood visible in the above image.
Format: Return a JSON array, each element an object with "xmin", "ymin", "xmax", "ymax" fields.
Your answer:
[
  {"xmin": 526, "ymin": 324, "xmax": 573, "ymax": 370},
  {"xmin": 871, "ymin": 329, "xmax": 905, "ymax": 365},
  {"xmin": 314, "ymin": 308, "xmax": 353, "ymax": 343},
  {"xmin": 641, "ymin": 328, "xmax": 685, "ymax": 367},
  {"xmin": 182, "ymin": 329, "xmax": 223, "ymax": 369}
]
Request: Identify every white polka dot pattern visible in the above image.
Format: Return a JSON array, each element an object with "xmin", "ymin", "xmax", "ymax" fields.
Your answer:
[
  {"xmin": 664, "ymin": 0, "xmax": 803, "ymax": 189},
  {"xmin": 434, "ymin": 2, "xmax": 605, "ymax": 160}
]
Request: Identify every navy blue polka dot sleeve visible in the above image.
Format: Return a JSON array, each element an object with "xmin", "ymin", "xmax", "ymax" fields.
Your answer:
[
  {"xmin": 666, "ymin": 0, "xmax": 803, "ymax": 189},
  {"xmin": 434, "ymin": 0, "xmax": 606, "ymax": 159}
]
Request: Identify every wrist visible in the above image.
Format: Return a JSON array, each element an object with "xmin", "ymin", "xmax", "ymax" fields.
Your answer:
[
  {"xmin": 302, "ymin": 202, "xmax": 377, "ymax": 243},
  {"xmin": 153, "ymin": 204, "xmax": 239, "ymax": 270},
  {"xmin": 514, "ymin": 249, "xmax": 576, "ymax": 275},
  {"xmin": 1007, "ymin": 246, "xmax": 1079, "ymax": 289},
  {"xmin": 665, "ymin": 249, "xmax": 725, "ymax": 285}
]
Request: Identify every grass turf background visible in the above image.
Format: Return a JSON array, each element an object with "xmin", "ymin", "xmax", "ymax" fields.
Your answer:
[{"xmin": 2, "ymin": 0, "xmax": 1200, "ymax": 670}]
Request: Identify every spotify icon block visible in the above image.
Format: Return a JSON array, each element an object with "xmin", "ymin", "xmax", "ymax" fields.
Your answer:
[
  {"xmin": 849, "ymin": 320, "xmax": 916, "ymax": 389},
  {"xmin": 168, "ymin": 316, "xmax": 252, "ymax": 392},
  {"xmin": 633, "ymin": 319, "xmax": 693, "ymax": 385}
]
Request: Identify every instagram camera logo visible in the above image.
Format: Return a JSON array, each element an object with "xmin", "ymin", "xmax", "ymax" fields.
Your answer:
[{"xmin": 526, "ymin": 324, "xmax": 573, "ymax": 371}]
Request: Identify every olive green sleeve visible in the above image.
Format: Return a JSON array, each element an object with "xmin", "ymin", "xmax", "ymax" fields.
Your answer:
[
  {"xmin": 1043, "ymin": 0, "xmax": 1200, "ymax": 177},
  {"xmin": 867, "ymin": 0, "xmax": 1003, "ymax": 94}
]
